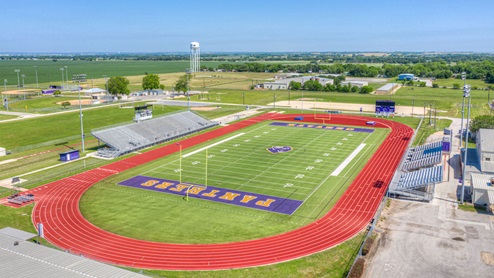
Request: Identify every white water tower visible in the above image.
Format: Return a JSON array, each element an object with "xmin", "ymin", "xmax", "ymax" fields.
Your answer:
[{"xmin": 190, "ymin": 42, "xmax": 200, "ymax": 73}]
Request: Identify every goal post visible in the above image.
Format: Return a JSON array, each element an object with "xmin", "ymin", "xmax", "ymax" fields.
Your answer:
[{"xmin": 185, "ymin": 148, "xmax": 209, "ymax": 202}]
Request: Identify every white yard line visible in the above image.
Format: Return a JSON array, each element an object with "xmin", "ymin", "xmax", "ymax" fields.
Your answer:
[
  {"xmin": 182, "ymin": 132, "xmax": 246, "ymax": 158},
  {"xmin": 330, "ymin": 143, "xmax": 367, "ymax": 177}
]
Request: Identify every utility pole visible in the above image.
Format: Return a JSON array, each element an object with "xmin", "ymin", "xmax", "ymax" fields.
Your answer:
[
  {"xmin": 460, "ymin": 83, "xmax": 471, "ymax": 204},
  {"xmin": 459, "ymin": 72, "xmax": 466, "ymax": 149}
]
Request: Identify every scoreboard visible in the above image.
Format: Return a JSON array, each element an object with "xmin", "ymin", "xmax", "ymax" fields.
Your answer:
[{"xmin": 375, "ymin": 100, "xmax": 395, "ymax": 117}]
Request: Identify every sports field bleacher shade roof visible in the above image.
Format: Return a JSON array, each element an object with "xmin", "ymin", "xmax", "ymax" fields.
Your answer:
[{"xmin": 0, "ymin": 230, "xmax": 146, "ymax": 278}]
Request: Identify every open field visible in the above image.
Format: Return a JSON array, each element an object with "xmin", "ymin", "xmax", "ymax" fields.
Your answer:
[
  {"xmin": 201, "ymin": 85, "xmax": 493, "ymax": 118},
  {"xmin": 0, "ymin": 60, "xmax": 226, "ymax": 86},
  {"xmin": 81, "ymin": 120, "xmax": 387, "ymax": 243},
  {"xmin": 432, "ymin": 78, "xmax": 492, "ymax": 88},
  {"xmin": 0, "ymin": 102, "xmax": 245, "ymax": 151}
]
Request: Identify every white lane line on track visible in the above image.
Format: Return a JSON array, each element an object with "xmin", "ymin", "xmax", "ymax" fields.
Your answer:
[
  {"xmin": 182, "ymin": 133, "xmax": 245, "ymax": 158},
  {"xmin": 330, "ymin": 143, "xmax": 366, "ymax": 177}
]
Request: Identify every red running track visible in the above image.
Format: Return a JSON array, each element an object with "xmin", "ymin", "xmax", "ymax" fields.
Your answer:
[{"xmin": 31, "ymin": 113, "xmax": 413, "ymax": 270}]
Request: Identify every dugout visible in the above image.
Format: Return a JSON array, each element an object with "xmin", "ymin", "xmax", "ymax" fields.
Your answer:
[{"xmin": 59, "ymin": 150, "xmax": 79, "ymax": 162}]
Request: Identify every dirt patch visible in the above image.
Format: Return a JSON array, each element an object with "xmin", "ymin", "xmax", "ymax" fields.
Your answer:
[
  {"xmin": 191, "ymin": 106, "xmax": 217, "ymax": 111},
  {"xmin": 3, "ymin": 89, "xmax": 38, "ymax": 95},
  {"xmin": 481, "ymin": 252, "xmax": 494, "ymax": 266},
  {"xmin": 56, "ymin": 99, "xmax": 94, "ymax": 105}
]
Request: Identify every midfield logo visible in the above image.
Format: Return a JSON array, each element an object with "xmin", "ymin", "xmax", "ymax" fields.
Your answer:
[{"xmin": 267, "ymin": 146, "xmax": 293, "ymax": 154}]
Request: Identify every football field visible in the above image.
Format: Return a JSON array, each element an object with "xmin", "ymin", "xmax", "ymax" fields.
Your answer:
[{"xmin": 80, "ymin": 121, "xmax": 388, "ymax": 243}]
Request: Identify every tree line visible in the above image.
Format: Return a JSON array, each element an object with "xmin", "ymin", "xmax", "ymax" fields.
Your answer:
[{"xmin": 215, "ymin": 61, "xmax": 494, "ymax": 81}]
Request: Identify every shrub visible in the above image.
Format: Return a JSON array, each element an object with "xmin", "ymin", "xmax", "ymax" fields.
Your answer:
[{"xmin": 432, "ymin": 83, "xmax": 439, "ymax": 88}]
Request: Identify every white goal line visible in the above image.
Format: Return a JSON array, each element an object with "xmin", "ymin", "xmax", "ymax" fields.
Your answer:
[
  {"xmin": 330, "ymin": 143, "xmax": 366, "ymax": 177},
  {"xmin": 182, "ymin": 132, "xmax": 246, "ymax": 158}
]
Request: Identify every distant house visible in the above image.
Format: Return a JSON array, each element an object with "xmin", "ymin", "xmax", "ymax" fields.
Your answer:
[
  {"xmin": 341, "ymin": 81, "xmax": 368, "ymax": 88},
  {"xmin": 274, "ymin": 73, "xmax": 302, "ymax": 80},
  {"xmin": 263, "ymin": 76, "xmax": 333, "ymax": 90},
  {"xmin": 264, "ymin": 82, "xmax": 289, "ymax": 90},
  {"xmin": 398, "ymin": 73, "xmax": 415, "ymax": 81}
]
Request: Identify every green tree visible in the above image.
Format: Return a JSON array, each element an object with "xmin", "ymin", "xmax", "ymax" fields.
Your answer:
[
  {"xmin": 359, "ymin": 86, "xmax": 373, "ymax": 94},
  {"xmin": 174, "ymin": 74, "xmax": 188, "ymax": 93},
  {"xmin": 142, "ymin": 74, "xmax": 161, "ymax": 91},
  {"xmin": 108, "ymin": 76, "xmax": 130, "ymax": 95},
  {"xmin": 470, "ymin": 115, "xmax": 494, "ymax": 133},
  {"xmin": 452, "ymin": 83, "xmax": 461, "ymax": 89},
  {"xmin": 289, "ymin": 81, "xmax": 302, "ymax": 90},
  {"xmin": 302, "ymin": 80, "xmax": 323, "ymax": 91},
  {"xmin": 61, "ymin": 101, "xmax": 71, "ymax": 109},
  {"xmin": 486, "ymin": 72, "xmax": 494, "ymax": 83}
]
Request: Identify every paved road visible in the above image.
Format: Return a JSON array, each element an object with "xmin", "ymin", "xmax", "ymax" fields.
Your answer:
[{"xmin": 365, "ymin": 118, "xmax": 494, "ymax": 277}]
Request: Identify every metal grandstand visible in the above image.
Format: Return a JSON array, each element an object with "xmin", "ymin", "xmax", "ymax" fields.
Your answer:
[
  {"xmin": 92, "ymin": 111, "xmax": 217, "ymax": 158},
  {"xmin": 402, "ymin": 141, "xmax": 442, "ymax": 171},
  {"xmin": 389, "ymin": 141, "xmax": 444, "ymax": 201}
]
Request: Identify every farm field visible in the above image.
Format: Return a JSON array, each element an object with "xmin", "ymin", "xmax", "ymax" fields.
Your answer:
[
  {"xmin": 0, "ymin": 60, "xmax": 224, "ymax": 86},
  {"xmin": 80, "ymin": 120, "xmax": 388, "ymax": 244}
]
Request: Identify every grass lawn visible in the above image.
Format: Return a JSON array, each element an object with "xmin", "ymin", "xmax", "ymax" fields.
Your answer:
[
  {"xmin": 432, "ymin": 78, "xmax": 492, "ymax": 89},
  {"xmin": 7, "ymin": 95, "xmax": 80, "ymax": 113},
  {"xmin": 0, "ymin": 114, "xmax": 18, "ymax": 121},
  {"xmin": 80, "ymin": 120, "xmax": 387, "ymax": 243},
  {"xmin": 413, "ymin": 119, "xmax": 452, "ymax": 146}
]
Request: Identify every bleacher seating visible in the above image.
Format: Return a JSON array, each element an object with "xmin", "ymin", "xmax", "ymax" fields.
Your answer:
[
  {"xmin": 92, "ymin": 111, "xmax": 217, "ymax": 158},
  {"xmin": 396, "ymin": 165, "xmax": 443, "ymax": 190},
  {"xmin": 402, "ymin": 141, "xmax": 442, "ymax": 171}
]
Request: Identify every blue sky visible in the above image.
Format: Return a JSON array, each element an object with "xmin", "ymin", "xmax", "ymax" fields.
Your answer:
[{"xmin": 1, "ymin": 0, "xmax": 493, "ymax": 53}]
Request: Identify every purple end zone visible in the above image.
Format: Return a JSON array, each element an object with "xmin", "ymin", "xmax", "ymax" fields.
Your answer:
[
  {"xmin": 270, "ymin": 122, "xmax": 374, "ymax": 133},
  {"xmin": 119, "ymin": 175, "xmax": 303, "ymax": 215}
]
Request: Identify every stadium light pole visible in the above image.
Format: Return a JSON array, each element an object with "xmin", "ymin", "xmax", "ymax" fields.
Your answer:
[
  {"xmin": 460, "ymin": 84, "xmax": 471, "ymax": 204},
  {"xmin": 459, "ymin": 72, "xmax": 466, "ymax": 149},
  {"xmin": 34, "ymin": 66, "xmax": 38, "ymax": 88},
  {"xmin": 78, "ymin": 89, "xmax": 85, "ymax": 152},
  {"xmin": 15, "ymin": 69, "xmax": 20, "ymax": 89},
  {"xmin": 2, "ymin": 79, "xmax": 6, "ymax": 111},
  {"xmin": 60, "ymin": 68, "xmax": 64, "ymax": 88}
]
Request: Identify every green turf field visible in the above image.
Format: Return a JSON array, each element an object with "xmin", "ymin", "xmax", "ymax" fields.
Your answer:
[{"xmin": 80, "ymin": 120, "xmax": 387, "ymax": 244}]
